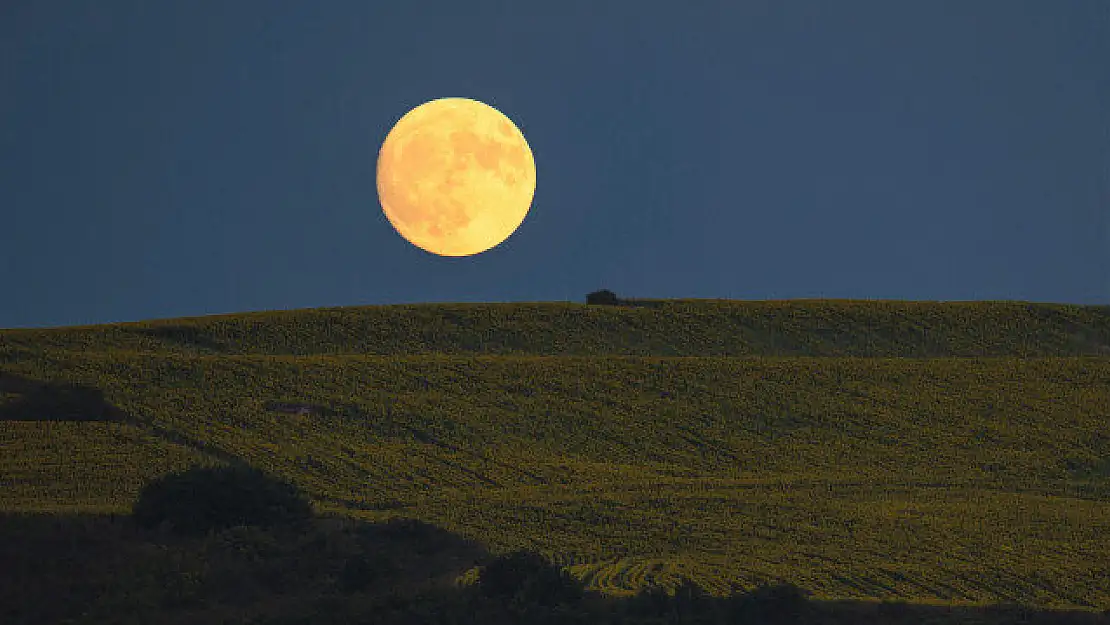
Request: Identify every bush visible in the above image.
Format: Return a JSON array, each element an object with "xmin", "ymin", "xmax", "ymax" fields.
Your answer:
[
  {"xmin": 726, "ymin": 583, "xmax": 813, "ymax": 625},
  {"xmin": 625, "ymin": 584, "xmax": 671, "ymax": 618},
  {"xmin": 363, "ymin": 517, "xmax": 459, "ymax": 556},
  {"xmin": 478, "ymin": 550, "xmax": 584, "ymax": 608},
  {"xmin": 625, "ymin": 578, "xmax": 708, "ymax": 621},
  {"xmin": 586, "ymin": 289, "xmax": 620, "ymax": 305},
  {"xmin": 337, "ymin": 553, "xmax": 399, "ymax": 594},
  {"xmin": 672, "ymin": 578, "xmax": 708, "ymax": 611},
  {"xmin": 131, "ymin": 463, "xmax": 314, "ymax": 537}
]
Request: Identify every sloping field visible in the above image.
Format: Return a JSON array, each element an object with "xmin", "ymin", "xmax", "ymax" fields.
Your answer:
[
  {"xmin": 1, "ymin": 300, "xmax": 1108, "ymax": 610},
  {"xmin": 1, "ymin": 299, "xmax": 1108, "ymax": 357}
]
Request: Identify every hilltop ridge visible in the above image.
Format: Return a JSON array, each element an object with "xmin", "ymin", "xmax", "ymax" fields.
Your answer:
[{"xmin": 2, "ymin": 299, "xmax": 1108, "ymax": 357}]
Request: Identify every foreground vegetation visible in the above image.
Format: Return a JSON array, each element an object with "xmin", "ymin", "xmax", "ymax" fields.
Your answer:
[
  {"xmin": 5, "ymin": 509, "xmax": 1108, "ymax": 625},
  {"xmin": 1, "ymin": 299, "xmax": 1109, "ymax": 621}
]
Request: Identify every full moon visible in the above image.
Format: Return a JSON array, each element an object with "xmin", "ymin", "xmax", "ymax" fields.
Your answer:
[{"xmin": 376, "ymin": 98, "xmax": 536, "ymax": 257}]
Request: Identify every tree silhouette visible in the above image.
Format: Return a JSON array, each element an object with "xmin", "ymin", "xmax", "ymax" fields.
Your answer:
[
  {"xmin": 132, "ymin": 464, "xmax": 314, "ymax": 537},
  {"xmin": 586, "ymin": 289, "xmax": 620, "ymax": 305},
  {"xmin": 478, "ymin": 550, "xmax": 584, "ymax": 608}
]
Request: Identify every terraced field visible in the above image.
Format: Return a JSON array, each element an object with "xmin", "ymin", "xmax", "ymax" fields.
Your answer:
[{"xmin": 1, "ymin": 299, "xmax": 1108, "ymax": 611}]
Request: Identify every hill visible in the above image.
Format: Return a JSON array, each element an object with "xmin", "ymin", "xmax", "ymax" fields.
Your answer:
[
  {"xmin": 2, "ymin": 299, "xmax": 1109, "ymax": 357},
  {"xmin": 1, "ymin": 299, "xmax": 1108, "ymax": 617}
]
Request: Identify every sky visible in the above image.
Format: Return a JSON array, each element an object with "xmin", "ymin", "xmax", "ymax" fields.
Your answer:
[{"xmin": 1, "ymin": 1, "xmax": 1108, "ymax": 329}]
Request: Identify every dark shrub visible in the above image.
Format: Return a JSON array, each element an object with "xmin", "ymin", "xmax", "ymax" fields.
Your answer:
[
  {"xmin": 132, "ymin": 463, "xmax": 314, "ymax": 537},
  {"xmin": 586, "ymin": 289, "xmax": 620, "ymax": 305},
  {"xmin": 338, "ymin": 553, "xmax": 399, "ymax": 594},
  {"xmin": 625, "ymin": 583, "xmax": 671, "ymax": 618},
  {"xmin": 478, "ymin": 550, "xmax": 584, "ymax": 607},
  {"xmin": 625, "ymin": 578, "xmax": 707, "ymax": 620},
  {"xmin": 726, "ymin": 582, "xmax": 813, "ymax": 625},
  {"xmin": 367, "ymin": 517, "xmax": 458, "ymax": 556},
  {"xmin": 672, "ymin": 578, "xmax": 708, "ymax": 614}
]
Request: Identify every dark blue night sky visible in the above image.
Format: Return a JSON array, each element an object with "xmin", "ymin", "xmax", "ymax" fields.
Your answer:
[{"xmin": 2, "ymin": 1, "xmax": 1107, "ymax": 329}]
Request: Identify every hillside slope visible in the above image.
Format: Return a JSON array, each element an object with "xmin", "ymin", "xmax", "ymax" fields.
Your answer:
[
  {"xmin": 2, "ymin": 299, "xmax": 1109, "ymax": 357},
  {"xmin": 1, "ymin": 299, "xmax": 1108, "ymax": 610}
]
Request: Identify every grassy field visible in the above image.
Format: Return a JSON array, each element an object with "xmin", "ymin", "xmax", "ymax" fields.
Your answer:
[
  {"xmin": 2, "ymin": 299, "xmax": 1109, "ymax": 357},
  {"xmin": 1, "ymin": 298, "xmax": 1108, "ymax": 616}
]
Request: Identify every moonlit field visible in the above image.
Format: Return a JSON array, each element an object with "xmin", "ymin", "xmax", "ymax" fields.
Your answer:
[{"xmin": 2, "ymin": 2, "xmax": 1107, "ymax": 624}]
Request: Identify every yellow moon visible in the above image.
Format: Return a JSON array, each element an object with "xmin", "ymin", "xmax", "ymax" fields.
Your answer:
[{"xmin": 376, "ymin": 98, "xmax": 536, "ymax": 256}]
